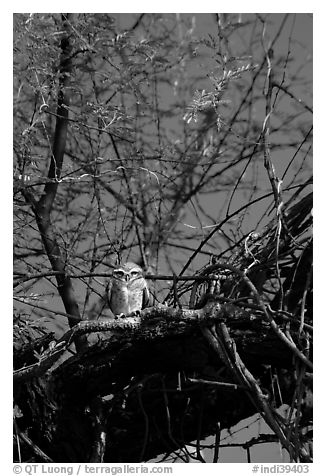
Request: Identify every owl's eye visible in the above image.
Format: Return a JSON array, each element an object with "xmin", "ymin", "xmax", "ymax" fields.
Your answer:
[
  {"xmin": 130, "ymin": 270, "xmax": 140, "ymax": 277},
  {"xmin": 114, "ymin": 270, "xmax": 125, "ymax": 279}
]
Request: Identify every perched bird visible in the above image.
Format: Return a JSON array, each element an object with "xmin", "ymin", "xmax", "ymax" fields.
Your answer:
[{"xmin": 89, "ymin": 262, "xmax": 150, "ymax": 319}]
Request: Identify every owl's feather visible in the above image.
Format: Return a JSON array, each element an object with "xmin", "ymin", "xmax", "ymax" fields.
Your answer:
[{"xmin": 89, "ymin": 262, "xmax": 150, "ymax": 320}]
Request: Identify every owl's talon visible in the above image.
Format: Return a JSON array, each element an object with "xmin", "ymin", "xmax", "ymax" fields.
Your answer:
[
  {"xmin": 115, "ymin": 313, "xmax": 126, "ymax": 319},
  {"xmin": 128, "ymin": 310, "xmax": 141, "ymax": 317}
]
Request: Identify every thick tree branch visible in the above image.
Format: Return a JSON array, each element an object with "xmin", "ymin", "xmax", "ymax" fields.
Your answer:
[
  {"xmin": 36, "ymin": 14, "xmax": 74, "ymax": 218},
  {"xmin": 20, "ymin": 14, "xmax": 87, "ymax": 351}
]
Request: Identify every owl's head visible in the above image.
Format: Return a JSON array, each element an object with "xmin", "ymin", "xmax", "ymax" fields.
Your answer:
[{"xmin": 112, "ymin": 262, "xmax": 143, "ymax": 283}]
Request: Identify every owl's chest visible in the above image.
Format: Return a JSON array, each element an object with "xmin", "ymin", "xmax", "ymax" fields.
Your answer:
[{"xmin": 109, "ymin": 281, "xmax": 144, "ymax": 314}]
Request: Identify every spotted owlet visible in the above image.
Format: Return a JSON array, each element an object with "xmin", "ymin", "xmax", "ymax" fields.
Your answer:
[{"xmin": 89, "ymin": 262, "xmax": 150, "ymax": 319}]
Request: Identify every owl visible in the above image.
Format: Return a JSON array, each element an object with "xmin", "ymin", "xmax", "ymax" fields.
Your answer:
[{"xmin": 89, "ymin": 262, "xmax": 150, "ymax": 319}]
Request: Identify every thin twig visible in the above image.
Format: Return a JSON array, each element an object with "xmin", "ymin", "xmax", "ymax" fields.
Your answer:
[
  {"xmin": 15, "ymin": 423, "xmax": 54, "ymax": 462},
  {"xmin": 137, "ymin": 386, "xmax": 150, "ymax": 462}
]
